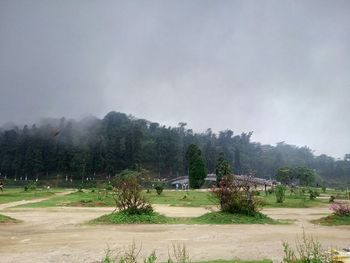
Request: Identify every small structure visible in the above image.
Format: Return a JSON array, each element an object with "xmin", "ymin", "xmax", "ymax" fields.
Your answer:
[
  {"xmin": 169, "ymin": 174, "xmax": 275, "ymax": 188},
  {"xmin": 345, "ymin": 154, "xmax": 350, "ymax": 162}
]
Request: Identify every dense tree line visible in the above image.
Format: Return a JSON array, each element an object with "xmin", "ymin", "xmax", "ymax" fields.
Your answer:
[{"xmin": 0, "ymin": 111, "xmax": 349, "ymax": 186}]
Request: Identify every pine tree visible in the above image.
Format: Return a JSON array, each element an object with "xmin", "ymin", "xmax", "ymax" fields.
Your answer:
[
  {"xmin": 186, "ymin": 144, "xmax": 207, "ymax": 189},
  {"xmin": 215, "ymin": 153, "xmax": 231, "ymax": 184}
]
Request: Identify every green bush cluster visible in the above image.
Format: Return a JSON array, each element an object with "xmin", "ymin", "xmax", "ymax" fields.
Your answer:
[
  {"xmin": 275, "ymin": 185, "xmax": 286, "ymax": 203},
  {"xmin": 211, "ymin": 176, "xmax": 260, "ymax": 216}
]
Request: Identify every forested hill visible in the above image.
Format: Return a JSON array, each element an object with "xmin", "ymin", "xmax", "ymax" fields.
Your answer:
[{"xmin": 0, "ymin": 111, "xmax": 349, "ymax": 185}]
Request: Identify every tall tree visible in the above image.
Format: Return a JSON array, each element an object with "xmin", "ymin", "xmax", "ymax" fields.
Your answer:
[
  {"xmin": 186, "ymin": 144, "xmax": 207, "ymax": 189},
  {"xmin": 215, "ymin": 153, "xmax": 231, "ymax": 184}
]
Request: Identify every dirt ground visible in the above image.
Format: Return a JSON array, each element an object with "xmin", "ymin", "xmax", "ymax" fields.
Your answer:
[{"xmin": 0, "ymin": 196, "xmax": 349, "ymax": 263}]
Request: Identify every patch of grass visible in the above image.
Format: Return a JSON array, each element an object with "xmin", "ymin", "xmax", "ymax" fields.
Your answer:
[
  {"xmin": 187, "ymin": 211, "xmax": 283, "ymax": 225},
  {"xmin": 18, "ymin": 190, "xmax": 115, "ymax": 208},
  {"xmin": 0, "ymin": 188, "xmax": 56, "ymax": 204},
  {"xmin": 311, "ymin": 214, "xmax": 350, "ymax": 226},
  {"xmin": 145, "ymin": 190, "xmax": 217, "ymax": 207},
  {"xmin": 90, "ymin": 211, "xmax": 172, "ymax": 224},
  {"xmin": 0, "ymin": 214, "xmax": 19, "ymax": 223},
  {"xmin": 90, "ymin": 211, "xmax": 283, "ymax": 225},
  {"xmin": 258, "ymin": 193, "xmax": 327, "ymax": 208},
  {"xmin": 21, "ymin": 190, "xmax": 217, "ymax": 208}
]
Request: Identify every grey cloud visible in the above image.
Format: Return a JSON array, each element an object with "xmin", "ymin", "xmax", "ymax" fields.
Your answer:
[{"xmin": 0, "ymin": 0, "xmax": 349, "ymax": 157}]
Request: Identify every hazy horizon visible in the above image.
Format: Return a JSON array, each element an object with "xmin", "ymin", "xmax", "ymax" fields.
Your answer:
[{"xmin": 1, "ymin": 0, "xmax": 349, "ymax": 158}]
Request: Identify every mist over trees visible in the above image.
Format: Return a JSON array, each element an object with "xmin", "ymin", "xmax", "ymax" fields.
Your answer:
[{"xmin": 0, "ymin": 111, "xmax": 349, "ymax": 186}]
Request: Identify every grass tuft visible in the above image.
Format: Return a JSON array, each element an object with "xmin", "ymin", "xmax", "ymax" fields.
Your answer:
[
  {"xmin": 311, "ymin": 214, "xmax": 350, "ymax": 226},
  {"xmin": 0, "ymin": 214, "xmax": 20, "ymax": 223}
]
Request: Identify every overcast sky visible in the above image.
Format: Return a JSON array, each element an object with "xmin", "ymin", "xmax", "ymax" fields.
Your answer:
[{"xmin": 0, "ymin": 0, "xmax": 349, "ymax": 158}]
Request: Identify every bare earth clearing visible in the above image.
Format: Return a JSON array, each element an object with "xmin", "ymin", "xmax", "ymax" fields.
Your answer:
[{"xmin": 0, "ymin": 195, "xmax": 349, "ymax": 263}]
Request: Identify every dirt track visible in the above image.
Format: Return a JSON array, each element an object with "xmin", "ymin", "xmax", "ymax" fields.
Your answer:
[{"xmin": 0, "ymin": 198, "xmax": 349, "ymax": 263}]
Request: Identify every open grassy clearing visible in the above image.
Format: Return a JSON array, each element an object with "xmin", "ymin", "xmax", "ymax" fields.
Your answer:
[
  {"xmin": 145, "ymin": 190, "xmax": 217, "ymax": 207},
  {"xmin": 311, "ymin": 214, "xmax": 350, "ymax": 226},
  {"xmin": 17, "ymin": 190, "xmax": 115, "ymax": 208},
  {"xmin": 16, "ymin": 189, "xmax": 332, "ymax": 209},
  {"xmin": 0, "ymin": 214, "xmax": 19, "ymax": 223},
  {"xmin": 0, "ymin": 188, "xmax": 57, "ymax": 204},
  {"xmin": 18, "ymin": 190, "xmax": 215, "ymax": 208},
  {"xmin": 257, "ymin": 192, "xmax": 328, "ymax": 208},
  {"xmin": 90, "ymin": 211, "xmax": 283, "ymax": 225}
]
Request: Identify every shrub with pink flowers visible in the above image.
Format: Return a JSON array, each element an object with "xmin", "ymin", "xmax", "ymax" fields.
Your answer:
[{"xmin": 330, "ymin": 202, "xmax": 350, "ymax": 216}]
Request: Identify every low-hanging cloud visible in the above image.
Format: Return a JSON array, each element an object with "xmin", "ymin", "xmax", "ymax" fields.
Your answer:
[{"xmin": 0, "ymin": 0, "xmax": 349, "ymax": 158}]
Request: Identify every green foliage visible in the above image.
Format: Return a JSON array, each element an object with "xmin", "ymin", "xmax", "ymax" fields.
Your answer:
[
  {"xmin": 112, "ymin": 170, "xmax": 153, "ymax": 214},
  {"xmin": 92, "ymin": 210, "xmax": 169, "ymax": 224},
  {"xmin": 294, "ymin": 167, "xmax": 316, "ymax": 186},
  {"xmin": 276, "ymin": 167, "xmax": 316, "ymax": 187},
  {"xmin": 312, "ymin": 214, "xmax": 350, "ymax": 226},
  {"xmin": 91, "ymin": 211, "xmax": 281, "ymax": 225},
  {"xmin": 25, "ymin": 181, "xmax": 37, "ymax": 191},
  {"xmin": 276, "ymin": 168, "xmax": 294, "ymax": 185},
  {"xmin": 0, "ymin": 188, "xmax": 55, "ymax": 204},
  {"xmin": 188, "ymin": 211, "xmax": 280, "ymax": 225},
  {"xmin": 154, "ymin": 184, "xmax": 164, "ymax": 195},
  {"xmin": 275, "ymin": 185, "xmax": 286, "ymax": 203},
  {"xmin": 267, "ymin": 188, "xmax": 274, "ymax": 195},
  {"xmin": 18, "ymin": 190, "xmax": 115, "ymax": 208},
  {"xmin": 186, "ymin": 144, "xmax": 207, "ymax": 189},
  {"xmin": 308, "ymin": 189, "xmax": 320, "ymax": 200},
  {"xmin": 211, "ymin": 176, "xmax": 260, "ymax": 216},
  {"xmin": 0, "ymin": 112, "xmax": 349, "ymax": 188},
  {"xmin": 215, "ymin": 153, "xmax": 231, "ymax": 184}
]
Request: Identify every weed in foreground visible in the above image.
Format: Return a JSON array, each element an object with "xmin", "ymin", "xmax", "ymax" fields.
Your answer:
[
  {"xmin": 100, "ymin": 242, "xmax": 189, "ymax": 263},
  {"xmin": 282, "ymin": 230, "xmax": 336, "ymax": 263}
]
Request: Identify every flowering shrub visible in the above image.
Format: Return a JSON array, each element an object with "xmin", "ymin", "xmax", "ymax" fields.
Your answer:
[
  {"xmin": 112, "ymin": 171, "xmax": 153, "ymax": 215},
  {"xmin": 330, "ymin": 202, "xmax": 350, "ymax": 216},
  {"xmin": 211, "ymin": 175, "xmax": 260, "ymax": 215}
]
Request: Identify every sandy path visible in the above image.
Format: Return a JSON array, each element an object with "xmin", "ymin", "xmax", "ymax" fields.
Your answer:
[{"xmin": 0, "ymin": 200, "xmax": 349, "ymax": 263}]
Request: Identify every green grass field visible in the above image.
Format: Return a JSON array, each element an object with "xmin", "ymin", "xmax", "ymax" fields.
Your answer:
[
  {"xmin": 19, "ymin": 190, "xmax": 115, "ymax": 208},
  {"xmin": 257, "ymin": 192, "xmax": 328, "ymax": 208},
  {"xmin": 19, "ymin": 189, "xmax": 216, "ymax": 208},
  {"xmin": 0, "ymin": 188, "xmax": 57, "ymax": 204},
  {"xmin": 15, "ymin": 188, "xmax": 332, "ymax": 209},
  {"xmin": 145, "ymin": 190, "xmax": 217, "ymax": 207}
]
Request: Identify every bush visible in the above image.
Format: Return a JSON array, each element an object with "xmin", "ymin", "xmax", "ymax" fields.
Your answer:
[
  {"xmin": 106, "ymin": 184, "xmax": 113, "ymax": 191},
  {"xmin": 267, "ymin": 188, "xmax": 274, "ymax": 195},
  {"xmin": 253, "ymin": 190, "xmax": 260, "ymax": 196},
  {"xmin": 112, "ymin": 170, "xmax": 153, "ymax": 215},
  {"xmin": 275, "ymin": 185, "xmax": 286, "ymax": 203},
  {"xmin": 25, "ymin": 182, "xmax": 37, "ymax": 191},
  {"xmin": 211, "ymin": 175, "xmax": 260, "ymax": 216},
  {"xmin": 329, "ymin": 195, "xmax": 335, "ymax": 203},
  {"xmin": 330, "ymin": 202, "xmax": 350, "ymax": 216},
  {"xmin": 154, "ymin": 184, "xmax": 164, "ymax": 195},
  {"xmin": 308, "ymin": 189, "xmax": 320, "ymax": 200}
]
